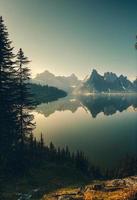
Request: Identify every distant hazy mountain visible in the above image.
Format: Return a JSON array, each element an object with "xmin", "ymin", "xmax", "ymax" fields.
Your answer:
[
  {"xmin": 78, "ymin": 69, "xmax": 137, "ymax": 93},
  {"xmin": 32, "ymin": 70, "xmax": 81, "ymax": 92}
]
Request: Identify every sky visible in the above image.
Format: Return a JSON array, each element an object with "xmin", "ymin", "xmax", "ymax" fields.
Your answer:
[{"xmin": 0, "ymin": 0, "xmax": 137, "ymax": 80}]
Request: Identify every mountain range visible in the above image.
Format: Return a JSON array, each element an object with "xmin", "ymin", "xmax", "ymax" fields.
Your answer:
[
  {"xmin": 32, "ymin": 70, "xmax": 81, "ymax": 92},
  {"xmin": 78, "ymin": 69, "xmax": 137, "ymax": 93},
  {"xmin": 32, "ymin": 69, "xmax": 137, "ymax": 94}
]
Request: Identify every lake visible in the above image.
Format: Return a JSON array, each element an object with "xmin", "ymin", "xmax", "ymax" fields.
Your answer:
[{"xmin": 33, "ymin": 94, "xmax": 137, "ymax": 169}]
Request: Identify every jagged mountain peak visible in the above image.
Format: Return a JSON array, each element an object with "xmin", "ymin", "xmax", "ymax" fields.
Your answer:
[
  {"xmin": 90, "ymin": 69, "xmax": 100, "ymax": 77},
  {"xmin": 35, "ymin": 70, "xmax": 55, "ymax": 79},
  {"xmin": 92, "ymin": 69, "xmax": 98, "ymax": 74},
  {"xmin": 119, "ymin": 74, "xmax": 127, "ymax": 79},
  {"xmin": 70, "ymin": 73, "xmax": 77, "ymax": 78},
  {"xmin": 68, "ymin": 73, "xmax": 79, "ymax": 81},
  {"xmin": 79, "ymin": 69, "xmax": 136, "ymax": 93},
  {"xmin": 104, "ymin": 72, "xmax": 117, "ymax": 82},
  {"xmin": 88, "ymin": 69, "xmax": 103, "ymax": 82},
  {"xmin": 88, "ymin": 69, "xmax": 100, "ymax": 77}
]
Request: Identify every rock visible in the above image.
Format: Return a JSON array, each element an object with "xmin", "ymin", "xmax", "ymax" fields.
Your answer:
[
  {"xmin": 124, "ymin": 177, "xmax": 137, "ymax": 187},
  {"xmin": 16, "ymin": 192, "xmax": 22, "ymax": 196},
  {"xmin": 77, "ymin": 187, "xmax": 84, "ymax": 195},
  {"xmin": 85, "ymin": 183, "xmax": 105, "ymax": 191},
  {"xmin": 92, "ymin": 183, "xmax": 105, "ymax": 190},
  {"xmin": 42, "ymin": 176, "xmax": 137, "ymax": 200},
  {"xmin": 58, "ymin": 195, "xmax": 74, "ymax": 200},
  {"xmin": 109, "ymin": 179, "xmax": 126, "ymax": 187},
  {"xmin": 17, "ymin": 193, "xmax": 32, "ymax": 200},
  {"xmin": 33, "ymin": 188, "xmax": 40, "ymax": 193}
]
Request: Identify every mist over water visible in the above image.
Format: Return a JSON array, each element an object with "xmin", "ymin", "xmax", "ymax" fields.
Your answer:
[{"xmin": 33, "ymin": 94, "xmax": 137, "ymax": 169}]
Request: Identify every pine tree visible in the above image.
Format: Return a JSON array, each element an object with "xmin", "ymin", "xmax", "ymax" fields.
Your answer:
[
  {"xmin": 40, "ymin": 133, "xmax": 44, "ymax": 149},
  {"xmin": 16, "ymin": 48, "xmax": 35, "ymax": 147},
  {"xmin": 29, "ymin": 132, "xmax": 34, "ymax": 157},
  {"xmin": 0, "ymin": 16, "xmax": 17, "ymax": 167}
]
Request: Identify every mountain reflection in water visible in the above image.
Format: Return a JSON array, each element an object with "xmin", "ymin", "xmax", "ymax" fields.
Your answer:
[{"xmin": 35, "ymin": 94, "xmax": 137, "ymax": 118}]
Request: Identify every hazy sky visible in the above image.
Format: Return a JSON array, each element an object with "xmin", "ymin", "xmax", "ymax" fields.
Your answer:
[{"xmin": 0, "ymin": 0, "xmax": 137, "ymax": 80}]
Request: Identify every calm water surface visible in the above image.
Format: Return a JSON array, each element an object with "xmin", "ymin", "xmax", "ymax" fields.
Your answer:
[{"xmin": 33, "ymin": 94, "xmax": 137, "ymax": 169}]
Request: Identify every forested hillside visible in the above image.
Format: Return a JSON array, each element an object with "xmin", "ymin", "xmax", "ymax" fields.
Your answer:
[{"xmin": 30, "ymin": 83, "xmax": 67, "ymax": 104}]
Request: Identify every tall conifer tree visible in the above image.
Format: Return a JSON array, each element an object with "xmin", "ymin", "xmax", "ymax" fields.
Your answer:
[
  {"xmin": 16, "ymin": 48, "xmax": 35, "ymax": 146},
  {"xmin": 0, "ymin": 16, "xmax": 17, "ymax": 166}
]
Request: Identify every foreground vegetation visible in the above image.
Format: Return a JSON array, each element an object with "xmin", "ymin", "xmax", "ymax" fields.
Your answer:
[
  {"xmin": 1, "ymin": 140, "xmax": 137, "ymax": 199},
  {"xmin": 0, "ymin": 134, "xmax": 100, "ymax": 199},
  {"xmin": 0, "ymin": 162, "xmax": 89, "ymax": 200}
]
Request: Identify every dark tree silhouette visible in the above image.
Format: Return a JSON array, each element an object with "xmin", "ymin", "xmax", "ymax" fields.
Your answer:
[
  {"xmin": 30, "ymin": 83, "xmax": 67, "ymax": 104},
  {"xmin": 40, "ymin": 133, "xmax": 44, "ymax": 149},
  {"xmin": 0, "ymin": 16, "xmax": 18, "ymax": 168},
  {"xmin": 16, "ymin": 48, "xmax": 35, "ymax": 146}
]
